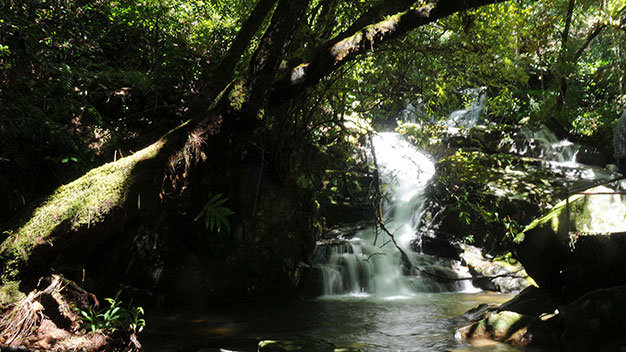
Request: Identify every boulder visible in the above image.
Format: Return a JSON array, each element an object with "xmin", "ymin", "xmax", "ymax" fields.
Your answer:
[
  {"xmin": 459, "ymin": 285, "xmax": 626, "ymax": 350},
  {"xmin": 416, "ymin": 232, "xmax": 462, "ymax": 260},
  {"xmin": 456, "ymin": 311, "xmax": 547, "ymax": 346},
  {"xmin": 459, "ymin": 245, "xmax": 533, "ymax": 292},
  {"xmin": 515, "ymin": 187, "xmax": 626, "ymax": 295},
  {"xmin": 560, "ymin": 285, "xmax": 626, "ymax": 352},
  {"xmin": 497, "ymin": 286, "xmax": 561, "ymax": 316},
  {"xmin": 456, "ymin": 310, "xmax": 557, "ymax": 347},
  {"xmin": 575, "ymin": 145, "xmax": 609, "ymax": 167},
  {"xmin": 419, "ymin": 149, "xmax": 568, "ymax": 254}
]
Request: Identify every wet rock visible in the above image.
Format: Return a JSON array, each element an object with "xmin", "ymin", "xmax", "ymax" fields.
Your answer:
[
  {"xmin": 575, "ymin": 145, "xmax": 609, "ymax": 167},
  {"xmin": 456, "ymin": 310, "xmax": 558, "ymax": 348},
  {"xmin": 456, "ymin": 311, "xmax": 532, "ymax": 345},
  {"xmin": 417, "ymin": 233, "xmax": 462, "ymax": 260},
  {"xmin": 320, "ymin": 222, "xmax": 372, "ymax": 240},
  {"xmin": 459, "ymin": 245, "xmax": 533, "ymax": 292},
  {"xmin": 258, "ymin": 336, "xmax": 335, "ymax": 352},
  {"xmin": 462, "ymin": 303, "xmax": 498, "ymax": 322}
]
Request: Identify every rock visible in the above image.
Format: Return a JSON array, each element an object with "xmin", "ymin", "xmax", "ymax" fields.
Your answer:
[
  {"xmin": 566, "ymin": 232, "xmax": 626, "ymax": 296},
  {"xmin": 575, "ymin": 145, "xmax": 609, "ymax": 167},
  {"xmin": 462, "ymin": 303, "xmax": 498, "ymax": 321},
  {"xmin": 456, "ymin": 310, "xmax": 558, "ymax": 348},
  {"xmin": 258, "ymin": 336, "xmax": 335, "ymax": 352},
  {"xmin": 516, "ymin": 187, "xmax": 626, "ymax": 295},
  {"xmin": 459, "ymin": 244, "xmax": 533, "ymax": 292},
  {"xmin": 560, "ymin": 285, "xmax": 626, "ymax": 352},
  {"xmin": 497, "ymin": 286, "xmax": 561, "ymax": 317},
  {"xmin": 418, "ymin": 148, "xmax": 566, "ymax": 254},
  {"xmin": 417, "ymin": 233, "xmax": 462, "ymax": 260},
  {"xmin": 320, "ymin": 222, "xmax": 372, "ymax": 240},
  {"xmin": 456, "ymin": 311, "xmax": 533, "ymax": 345}
]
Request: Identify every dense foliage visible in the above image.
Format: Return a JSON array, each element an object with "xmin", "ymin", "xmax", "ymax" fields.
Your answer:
[
  {"xmin": 0, "ymin": 0, "xmax": 251, "ymax": 221},
  {"xmin": 1, "ymin": 0, "xmax": 624, "ymax": 223}
]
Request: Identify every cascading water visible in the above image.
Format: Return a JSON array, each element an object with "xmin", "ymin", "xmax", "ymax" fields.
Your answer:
[
  {"xmin": 516, "ymin": 125, "xmax": 579, "ymax": 164},
  {"xmin": 313, "ymin": 133, "xmax": 477, "ymax": 297},
  {"xmin": 447, "ymin": 87, "xmax": 487, "ymax": 128},
  {"xmin": 512, "ymin": 125, "xmax": 620, "ymax": 183}
]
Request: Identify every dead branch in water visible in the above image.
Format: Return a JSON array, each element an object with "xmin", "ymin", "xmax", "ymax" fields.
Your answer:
[{"xmin": 376, "ymin": 220, "xmax": 525, "ymax": 282}]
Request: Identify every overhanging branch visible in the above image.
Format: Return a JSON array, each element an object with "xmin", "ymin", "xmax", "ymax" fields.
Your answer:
[{"xmin": 270, "ymin": 0, "xmax": 507, "ymax": 103}]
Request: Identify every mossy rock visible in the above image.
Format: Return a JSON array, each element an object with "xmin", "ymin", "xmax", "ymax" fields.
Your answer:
[
  {"xmin": 456, "ymin": 310, "xmax": 558, "ymax": 348},
  {"xmin": 421, "ymin": 149, "xmax": 562, "ymax": 253},
  {"xmin": 516, "ymin": 187, "xmax": 626, "ymax": 293},
  {"xmin": 457, "ymin": 311, "xmax": 533, "ymax": 345}
]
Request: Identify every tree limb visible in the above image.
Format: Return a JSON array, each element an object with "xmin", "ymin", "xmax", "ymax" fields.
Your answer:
[
  {"xmin": 270, "ymin": 0, "xmax": 507, "ymax": 104},
  {"xmin": 211, "ymin": 0, "xmax": 279, "ymax": 92}
]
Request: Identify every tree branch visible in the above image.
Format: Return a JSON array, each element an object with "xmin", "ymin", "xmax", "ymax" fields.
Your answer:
[
  {"xmin": 572, "ymin": 23, "xmax": 606, "ymax": 62},
  {"xmin": 211, "ymin": 0, "xmax": 279, "ymax": 92},
  {"xmin": 270, "ymin": 0, "xmax": 507, "ymax": 104}
]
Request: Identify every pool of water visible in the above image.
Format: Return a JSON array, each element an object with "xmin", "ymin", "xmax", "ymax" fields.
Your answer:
[{"xmin": 141, "ymin": 292, "xmax": 528, "ymax": 352}]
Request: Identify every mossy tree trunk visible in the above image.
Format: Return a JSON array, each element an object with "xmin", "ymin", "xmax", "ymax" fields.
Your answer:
[{"xmin": 1, "ymin": 0, "xmax": 507, "ymax": 304}]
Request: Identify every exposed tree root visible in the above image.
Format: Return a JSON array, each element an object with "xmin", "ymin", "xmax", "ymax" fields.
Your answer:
[
  {"xmin": 0, "ymin": 275, "xmax": 138, "ymax": 352},
  {"xmin": 0, "ymin": 276, "xmax": 60, "ymax": 345}
]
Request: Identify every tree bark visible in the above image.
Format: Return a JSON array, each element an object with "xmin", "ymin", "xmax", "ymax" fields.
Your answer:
[{"xmin": 246, "ymin": 0, "xmax": 312, "ymax": 115}]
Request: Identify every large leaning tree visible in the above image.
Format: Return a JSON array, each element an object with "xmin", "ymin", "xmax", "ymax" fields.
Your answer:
[{"xmin": 0, "ymin": 0, "xmax": 506, "ymax": 303}]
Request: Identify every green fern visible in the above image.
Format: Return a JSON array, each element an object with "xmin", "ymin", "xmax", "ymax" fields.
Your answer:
[{"xmin": 195, "ymin": 193, "xmax": 234, "ymax": 234}]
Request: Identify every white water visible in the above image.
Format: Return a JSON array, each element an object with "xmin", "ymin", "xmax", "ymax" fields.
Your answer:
[
  {"xmin": 314, "ymin": 133, "xmax": 478, "ymax": 297},
  {"xmin": 515, "ymin": 125, "xmax": 578, "ymax": 164},
  {"xmin": 447, "ymin": 87, "xmax": 487, "ymax": 128}
]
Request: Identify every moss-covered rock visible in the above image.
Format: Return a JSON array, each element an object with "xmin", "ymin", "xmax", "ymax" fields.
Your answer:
[
  {"xmin": 457, "ymin": 309, "xmax": 559, "ymax": 348},
  {"xmin": 516, "ymin": 187, "xmax": 626, "ymax": 294},
  {"xmin": 456, "ymin": 311, "xmax": 536, "ymax": 346},
  {"xmin": 459, "ymin": 244, "xmax": 534, "ymax": 292},
  {"xmin": 397, "ymin": 122, "xmax": 518, "ymax": 160},
  {"xmin": 460, "ymin": 284, "xmax": 626, "ymax": 350},
  {"xmin": 419, "ymin": 148, "xmax": 566, "ymax": 254}
]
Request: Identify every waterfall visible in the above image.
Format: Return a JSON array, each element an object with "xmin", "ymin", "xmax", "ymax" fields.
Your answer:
[
  {"xmin": 515, "ymin": 125, "xmax": 579, "ymax": 164},
  {"xmin": 447, "ymin": 87, "xmax": 486, "ymax": 128},
  {"xmin": 313, "ymin": 133, "xmax": 478, "ymax": 297}
]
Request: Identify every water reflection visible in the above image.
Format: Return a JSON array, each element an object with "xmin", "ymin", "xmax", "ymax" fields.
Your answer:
[{"xmin": 142, "ymin": 292, "xmax": 529, "ymax": 352}]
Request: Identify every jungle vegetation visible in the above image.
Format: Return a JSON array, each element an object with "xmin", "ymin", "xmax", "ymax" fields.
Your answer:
[{"xmin": 1, "ymin": 0, "xmax": 625, "ymax": 303}]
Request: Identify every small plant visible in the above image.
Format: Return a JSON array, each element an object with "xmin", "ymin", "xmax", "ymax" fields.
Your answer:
[
  {"xmin": 78, "ymin": 293, "xmax": 146, "ymax": 334},
  {"xmin": 195, "ymin": 193, "xmax": 234, "ymax": 233}
]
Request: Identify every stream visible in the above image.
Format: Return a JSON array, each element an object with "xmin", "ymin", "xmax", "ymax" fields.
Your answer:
[
  {"xmin": 141, "ymin": 292, "xmax": 519, "ymax": 352},
  {"xmin": 141, "ymin": 132, "xmax": 525, "ymax": 352},
  {"xmin": 142, "ymin": 103, "xmax": 610, "ymax": 351}
]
